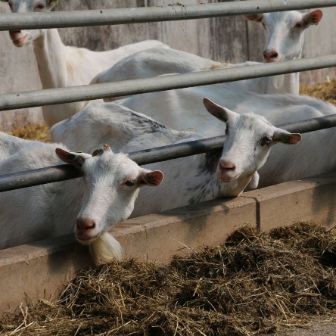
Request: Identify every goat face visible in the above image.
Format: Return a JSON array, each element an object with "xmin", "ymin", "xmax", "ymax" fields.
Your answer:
[
  {"xmin": 3, "ymin": 0, "xmax": 58, "ymax": 47},
  {"xmin": 246, "ymin": 10, "xmax": 323, "ymax": 62},
  {"xmin": 56, "ymin": 145, "xmax": 164, "ymax": 244},
  {"xmin": 203, "ymin": 98, "xmax": 301, "ymax": 183}
]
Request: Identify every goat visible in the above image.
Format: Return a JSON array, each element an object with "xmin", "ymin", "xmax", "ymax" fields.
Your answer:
[
  {"xmin": 0, "ymin": 134, "xmax": 164, "ymax": 264},
  {"xmin": 203, "ymin": 98, "xmax": 336, "ymax": 189},
  {"xmin": 92, "ymin": 10, "xmax": 323, "ymax": 95},
  {"xmin": 2, "ymin": 0, "xmax": 167, "ymax": 125},
  {"xmin": 50, "ymin": 100, "xmax": 301, "ymax": 207},
  {"xmin": 116, "ymin": 81, "xmax": 336, "ymax": 138}
]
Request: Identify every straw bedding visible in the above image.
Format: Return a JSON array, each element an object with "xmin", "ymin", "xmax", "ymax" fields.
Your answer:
[
  {"xmin": 301, "ymin": 80, "xmax": 336, "ymax": 105},
  {"xmin": 10, "ymin": 124, "xmax": 50, "ymax": 142},
  {"xmin": 0, "ymin": 223, "xmax": 335, "ymax": 336}
]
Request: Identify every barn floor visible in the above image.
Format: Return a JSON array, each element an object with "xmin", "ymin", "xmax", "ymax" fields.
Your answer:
[{"xmin": 1, "ymin": 223, "xmax": 335, "ymax": 336}]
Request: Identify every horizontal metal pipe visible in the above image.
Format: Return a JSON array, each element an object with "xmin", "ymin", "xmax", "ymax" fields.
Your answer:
[
  {"xmin": 0, "ymin": 55, "xmax": 336, "ymax": 111},
  {"xmin": 0, "ymin": 0, "xmax": 334, "ymax": 31},
  {"xmin": 1, "ymin": 113, "xmax": 336, "ymax": 193}
]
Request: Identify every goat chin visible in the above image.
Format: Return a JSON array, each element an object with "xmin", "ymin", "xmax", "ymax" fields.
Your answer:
[{"xmin": 89, "ymin": 232, "xmax": 123, "ymax": 265}]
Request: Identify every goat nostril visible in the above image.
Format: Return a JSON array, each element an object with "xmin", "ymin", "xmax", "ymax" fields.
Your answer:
[
  {"xmin": 272, "ymin": 51, "xmax": 278, "ymax": 58},
  {"xmin": 264, "ymin": 50, "xmax": 278, "ymax": 60},
  {"xmin": 76, "ymin": 218, "xmax": 96, "ymax": 231},
  {"xmin": 219, "ymin": 160, "xmax": 236, "ymax": 171}
]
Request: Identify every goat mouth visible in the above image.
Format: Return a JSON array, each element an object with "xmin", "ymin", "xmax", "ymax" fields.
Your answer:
[
  {"xmin": 76, "ymin": 233, "xmax": 97, "ymax": 245},
  {"xmin": 264, "ymin": 58, "xmax": 278, "ymax": 63},
  {"xmin": 9, "ymin": 30, "xmax": 28, "ymax": 47},
  {"xmin": 218, "ymin": 171, "xmax": 237, "ymax": 183}
]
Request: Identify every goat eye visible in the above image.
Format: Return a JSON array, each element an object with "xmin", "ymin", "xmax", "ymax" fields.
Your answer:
[
  {"xmin": 124, "ymin": 180, "xmax": 136, "ymax": 187},
  {"xmin": 294, "ymin": 22, "xmax": 303, "ymax": 29},
  {"xmin": 259, "ymin": 136, "xmax": 272, "ymax": 147}
]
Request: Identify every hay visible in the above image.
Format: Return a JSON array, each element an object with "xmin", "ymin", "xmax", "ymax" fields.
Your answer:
[
  {"xmin": 10, "ymin": 124, "xmax": 50, "ymax": 142},
  {"xmin": 301, "ymin": 80, "xmax": 336, "ymax": 105},
  {"xmin": 1, "ymin": 223, "xmax": 335, "ymax": 336}
]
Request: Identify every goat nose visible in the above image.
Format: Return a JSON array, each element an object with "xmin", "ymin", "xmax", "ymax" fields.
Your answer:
[
  {"xmin": 219, "ymin": 160, "xmax": 236, "ymax": 171},
  {"xmin": 76, "ymin": 218, "xmax": 96, "ymax": 231},
  {"xmin": 263, "ymin": 49, "xmax": 279, "ymax": 61}
]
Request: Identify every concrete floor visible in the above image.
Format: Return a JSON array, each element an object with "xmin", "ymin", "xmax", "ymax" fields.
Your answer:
[{"xmin": 278, "ymin": 318, "xmax": 336, "ymax": 336}]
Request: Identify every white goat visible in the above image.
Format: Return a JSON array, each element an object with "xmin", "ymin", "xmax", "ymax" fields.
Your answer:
[
  {"xmin": 51, "ymin": 90, "xmax": 336, "ymax": 194},
  {"xmin": 92, "ymin": 10, "xmax": 323, "ymax": 95},
  {"xmin": 116, "ymin": 82, "xmax": 336, "ymax": 138},
  {"xmin": 0, "ymin": 134, "xmax": 164, "ymax": 264},
  {"xmin": 203, "ymin": 98, "xmax": 336, "ymax": 188},
  {"xmin": 50, "ymin": 100, "xmax": 301, "ymax": 203},
  {"xmin": 3, "ymin": 0, "xmax": 167, "ymax": 125}
]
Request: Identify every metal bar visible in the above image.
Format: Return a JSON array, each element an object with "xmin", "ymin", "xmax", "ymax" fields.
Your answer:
[
  {"xmin": 1, "ymin": 113, "xmax": 336, "ymax": 193},
  {"xmin": 0, "ymin": 0, "xmax": 334, "ymax": 31},
  {"xmin": 0, "ymin": 55, "xmax": 336, "ymax": 111}
]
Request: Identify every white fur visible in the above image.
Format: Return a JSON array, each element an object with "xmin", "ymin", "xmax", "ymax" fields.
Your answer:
[
  {"xmin": 89, "ymin": 232, "xmax": 123, "ymax": 265},
  {"xmin": 201, "ymin": 98, "xmax": 336, "ymax": 189},
  {"xmin": 0, "ymin": 133, "xmax": 163, "ymax": 264},
  {"xmin": 92, "ymin": 10, "xmax": 323, "ymax": 96},
  {"xmin": 51, "ymin": 90, "xmax": 336, "ymax": 200},
  {"xmin": 5, "ymin": 0, "xmax": 168, "ymax": 125},
  {"xmin": 51, "ymin": 102, "xmax": 255, "ymax": 215},
  {"xmin": 115, "ymin": 82, "xmax": 336, "ymax": 138}
]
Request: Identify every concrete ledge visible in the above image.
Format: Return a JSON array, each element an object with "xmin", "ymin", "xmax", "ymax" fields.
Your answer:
[
  {"xmin": 249, "ymin": 173, "xmax": 336, "ymax": 231},
  {"xmin": 1, "ymin": 173, "xmax": 336, "ymax": 313}
]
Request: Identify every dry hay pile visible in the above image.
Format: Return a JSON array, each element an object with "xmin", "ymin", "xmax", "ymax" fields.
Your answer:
[
  {"xmin": 301, "ymin": 80, "xmax": 336, "ymax": 105},
  {"xmin": 1, "ymin": 223, "xmax": 335, "ymax": 336},
  {"xmin": 10, "ymin": 124, "xmax": 50, "ymax": 142}
]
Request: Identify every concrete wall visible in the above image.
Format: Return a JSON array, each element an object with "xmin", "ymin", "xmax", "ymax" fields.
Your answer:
[{"xmin": 0, "ymin": 1, "xmax": 335, "ymax": 130}]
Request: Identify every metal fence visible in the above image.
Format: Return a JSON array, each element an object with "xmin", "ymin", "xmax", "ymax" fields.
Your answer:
[{"xmin": 0, "ymin": 0, "xmax": 336, "ymax": 191}]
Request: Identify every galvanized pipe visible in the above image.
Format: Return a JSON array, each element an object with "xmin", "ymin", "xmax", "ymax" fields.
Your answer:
[
  {"xmin": 0, "ymin": 0, "xmax": 334, "ymax": 31},
  {"xmin": 0, "ymin": 55, "xmax": 336, "ymax": 111},
  {"xmin": 1, "ymin": 113, "xmax": 336, "ymax": 193}
]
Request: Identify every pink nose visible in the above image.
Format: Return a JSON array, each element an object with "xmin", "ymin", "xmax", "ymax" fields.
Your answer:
[
  {"xmin": 263, "ymin": 49, "xmax": 279, "ymax": 61},
  {"xmin": 219, "ymin": 160, "xmax": 236, "ymax": 171},
  {"xmin": 76, "ymin": 217, "xmax": 96, "ymax": 232}
]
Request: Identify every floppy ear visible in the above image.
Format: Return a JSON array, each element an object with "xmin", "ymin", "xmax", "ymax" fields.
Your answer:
[
  {"xmin": 272, "ymin": 129, "xmax": 301, "ymax": 145},
  {"xmin": 245, "ymin": 14, "xmax": 263, "ymax": 22},
  {"xmin": 203, "ymin": 98, "xmax": 233, "ymax": 123},
  {"xmin": 139, "ymin": 170, "xmax": 164, "ymax": 186},
  {"xmin": 56, "ymin": 148, "xmax": 90, "ymax": 168}
]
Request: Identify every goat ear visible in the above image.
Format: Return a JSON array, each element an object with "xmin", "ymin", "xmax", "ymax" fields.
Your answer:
[
  {"xmin": 273, "ymin": 130, "xmax": 301, "ymax": 145},
  {"xmin": 203, "ymin": 98, "xmax": 232, "ymax": 123},
  {"xmin": 302, "ymin": 10, "xmax": 323, "ymax": 27},
  {"xmin": 139, "ymin": 170, "xmax": 164, "ymax": 186},
  {"xmin": 245, "ymin": 14, "xmax": 263, "ymax": 22},
  {"xmin": 55, "ymin": 148, "xmax": 87, "ymax": 167}
]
